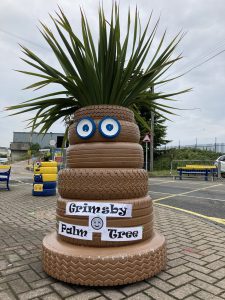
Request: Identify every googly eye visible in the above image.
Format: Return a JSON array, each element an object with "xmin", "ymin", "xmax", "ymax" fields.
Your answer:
[
  {"xmin": 99, "ymin": 117, "xmax": 121, "ymax": 139},
  {"xmin": 76, "ymin": 117, "xmax": 96, "ymax": 139}
]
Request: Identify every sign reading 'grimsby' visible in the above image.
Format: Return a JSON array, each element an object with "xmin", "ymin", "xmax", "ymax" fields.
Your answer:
[{"xmin": 66, "ymin": 201, "xmax": 132, "ymax": 217}]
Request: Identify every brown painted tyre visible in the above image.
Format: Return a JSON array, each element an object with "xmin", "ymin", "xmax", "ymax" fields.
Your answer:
[
  {"xmin": 56, "ymin": 209, "xmax": 153, "ymax": 247},
  {"xmin": 74, "ymin": 105, "xmax": 135, "ymax": 123},
  {"xmin": 57, "ymin": 226, "xmax": 153, "ymax": 247},
  {"xmin": 66, "ymin": 143, "xmax": 143, "ymax": 168},
  {"xmin": 56, "ymin": 212, "xmax": 153, "ymax": 227},
  {"xmin": 56, "ymin": 218, "xmax": 153, "ymax": 247},
  {"xmin": 69, "ymin": 120, "xmax": 140, "ymax": 145},
  {"xmin": 43, "ymin": 231, "xmax": 166, "ymax": 286},
  {"xmin": 57, "ymin": 205, "xmax": 153, "ymax": 219},
  {"xmin": 58, "ymin": 168, "xmax": 148, "ymax": 200},
  {"xmin": 57, "ymin": 195, "xmax": 152, "ymax": 210}
]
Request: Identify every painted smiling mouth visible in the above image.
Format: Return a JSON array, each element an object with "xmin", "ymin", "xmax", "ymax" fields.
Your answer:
[{"xmin": 92, "ymin": 223, "xmax": 102, "ymax": 229}]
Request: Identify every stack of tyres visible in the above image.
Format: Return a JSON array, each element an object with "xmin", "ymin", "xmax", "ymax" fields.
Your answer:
[
  {"xmin": 32, "ymin": 161, "xmax": 57, "ymax": 196},
  {"xmin": 42, "ymin": 105, "xmax": 166, "ymax": 286}
]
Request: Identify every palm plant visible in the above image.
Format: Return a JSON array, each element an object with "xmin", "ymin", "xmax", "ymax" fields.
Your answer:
[{"xmin": 6, "ymin": 4, "xmax": 189, "ymax": 134}]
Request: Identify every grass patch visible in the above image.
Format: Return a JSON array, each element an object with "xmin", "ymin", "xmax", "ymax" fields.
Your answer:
[{"xmin": 154, "ymin": 148, "xmax": 222, "ymax": 172}]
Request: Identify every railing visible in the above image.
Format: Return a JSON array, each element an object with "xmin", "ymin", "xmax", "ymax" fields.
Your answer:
[{"xmin": 158, "ymin": 143, "xmax": 225, "ymax": 153}]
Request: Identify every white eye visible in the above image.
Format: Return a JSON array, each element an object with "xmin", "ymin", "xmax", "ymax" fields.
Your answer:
[
  {"xmin": 99, "ymin": 117, "xmax": 121, "ymax": 138},
  {"xmin": 76, "ymin": 117, "xmax": 96, "ymax": 139}
]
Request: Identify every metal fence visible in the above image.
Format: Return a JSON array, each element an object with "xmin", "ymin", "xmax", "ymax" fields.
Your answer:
[{"xmin": 158, "ymin": 143, "xmax": 225, "ymax": 153}]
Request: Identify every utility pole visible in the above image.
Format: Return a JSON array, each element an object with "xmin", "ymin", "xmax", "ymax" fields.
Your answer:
[{"xmin": 150, "ymin": 86, "xmax": 154, "ymax": 172}]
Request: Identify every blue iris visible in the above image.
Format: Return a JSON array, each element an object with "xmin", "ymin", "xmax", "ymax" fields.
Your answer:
[
  {"xmin": 83, "ymin": 124, "xmax": 89, "ymax": 132},
  {"xmin": 106, "ymin": 124, "xmax": 113, "ymax": 131}
]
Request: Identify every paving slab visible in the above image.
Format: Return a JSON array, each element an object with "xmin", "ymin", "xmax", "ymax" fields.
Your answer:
[{"xmin": 0, "ymin": 179, "xmax": 225, "ymax": 299}]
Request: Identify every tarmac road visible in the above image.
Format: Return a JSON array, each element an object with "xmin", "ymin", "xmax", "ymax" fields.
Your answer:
[
  {"xmin": 10, "ymin": 160, "xmax": 33, "ymax": 183},
  {"xmin": 6, "ymin": 162, "xmax": 225, "ymax": 227},
  {"xmin": 149, "ymin": 177, "xmax": 225, "ymax": 228}
]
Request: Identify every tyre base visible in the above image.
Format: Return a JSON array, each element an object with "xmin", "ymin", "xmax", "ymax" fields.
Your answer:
[{"xmin": 42, "ymin": 231, "xmax": 166, "ymax": 286}]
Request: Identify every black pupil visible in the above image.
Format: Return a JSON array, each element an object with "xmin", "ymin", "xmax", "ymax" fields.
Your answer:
[
  {"xmin": 106, "ymin": 124, "xmax": 113, "ymax": 131},
  {"xmin": 83, "ymin": 124, "xmax": 89, "ymax": 132}
]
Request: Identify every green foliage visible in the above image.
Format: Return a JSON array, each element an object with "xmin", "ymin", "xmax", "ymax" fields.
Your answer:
[
  {"xmin": 30, "ymin": 143, "xmax": 40, "ymax": 151},
  {"xmin": 167, "ymin": 148, "xmax": 221, "ymax": 161},
  {"xmin": 154, "ymin": 117, "xmax": 170, "ymax": 147},
  {"xmin": 6, "ymin": 4, "xmax": 189, "ymax": 134},
  {"xmin": 154, "ymin": 148, "xmax": 222, "ymax": 171},
  {"xmin": 137, "ymin": 105, "xmax": 169, "ymax": 148},
  {"xmin": 43, "ymin": 151, "xmax": 51, "ymax": 161},
  {"xmin": 30, "ymin": 143, "xmax": 40, "ymax": 155}
]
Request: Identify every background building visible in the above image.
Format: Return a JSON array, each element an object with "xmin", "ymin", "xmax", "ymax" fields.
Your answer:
[{"xmin": 10, "ymin": 132, "xmax": 65, "ymax": 161}]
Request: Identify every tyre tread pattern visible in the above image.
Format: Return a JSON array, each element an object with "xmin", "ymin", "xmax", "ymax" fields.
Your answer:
[
  {"xmin": 57, "ymin": 225, "xmax": 153, "ymax": 247},
  {"xmin": 58, "ymin": 168, "xmax": 148, "ymax": 200},
  {"xmin": 43, "ymin": 231, "xmax": 166, "ymax": 286},
  {"xmin": 66, "ymin": 143, "xmax": 143, "ymax": 168},
  {"xmin": 74, "ymin": 105, "xmax": 135, "ymax": 123}
]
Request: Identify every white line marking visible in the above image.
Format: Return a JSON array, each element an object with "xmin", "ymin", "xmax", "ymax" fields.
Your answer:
[
  {"xmin": 150, "ymin": 190, "xmax": 225, "ymax": 202},
  {"xmin": 151, "ymin": 191, "xmax": 174, "ymax": 195},
  {"xmin": 153, "ymin": 183, "xmax": 222, "ymax": 202}
]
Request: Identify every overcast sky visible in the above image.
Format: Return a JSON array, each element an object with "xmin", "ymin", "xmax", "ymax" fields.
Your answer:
[{"xmin": 1, "ymin": 0, "xmax": 225, "ymax": 148}]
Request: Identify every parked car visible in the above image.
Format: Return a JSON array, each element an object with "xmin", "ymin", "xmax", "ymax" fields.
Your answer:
[
  {"xmin": 0, "ymin": 158, "xmax": 8, "ymax": 164},
  {"xmin": 215, "ymin": 155, "xmax": 225, "ymax": 177}
]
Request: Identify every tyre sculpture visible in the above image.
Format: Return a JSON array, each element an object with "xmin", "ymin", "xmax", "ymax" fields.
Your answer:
[
  {"xmin": 42, "ymin": 105, "xmax": 166, "ymax": 286},
  {"xmin": 33, "ymin": 161, "xmax": 57, "ymax": 196}
]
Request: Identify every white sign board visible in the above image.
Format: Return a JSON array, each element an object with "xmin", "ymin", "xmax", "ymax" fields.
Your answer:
[
  {"xmin": 89, "ymin": 215, "xmax": 107, "ymax": 232},
  {"xmin": 66, "ymin": 201, "xmax": 132, "ymax": 217},
  {"xmin": 143, "ymin": 134, "xmax": 151, "ymax": 143},
  {"xmin": 58, "ymin": 221, "xmax": 92, "ymax": 240},
  {"xmin": 49, "ymin": 139, "xmax": 56, "ymax": 146},
  {"xmin": 101, "ymin": 226, "xmax": 143, "ymax": 241}
]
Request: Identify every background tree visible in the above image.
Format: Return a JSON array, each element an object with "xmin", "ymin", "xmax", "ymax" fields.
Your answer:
[
  {"xmin": 137, "ymin": 105, "xmax": 170, "ymax": 148},
  {"xmin": 30, "ymin": 143, "xmax": 40, "ymax": 155}
]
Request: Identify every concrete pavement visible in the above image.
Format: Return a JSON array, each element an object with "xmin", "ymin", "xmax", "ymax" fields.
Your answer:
[{"xmin": 9, "ymin": 160, "xmax": 33, "ymax": 184}]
